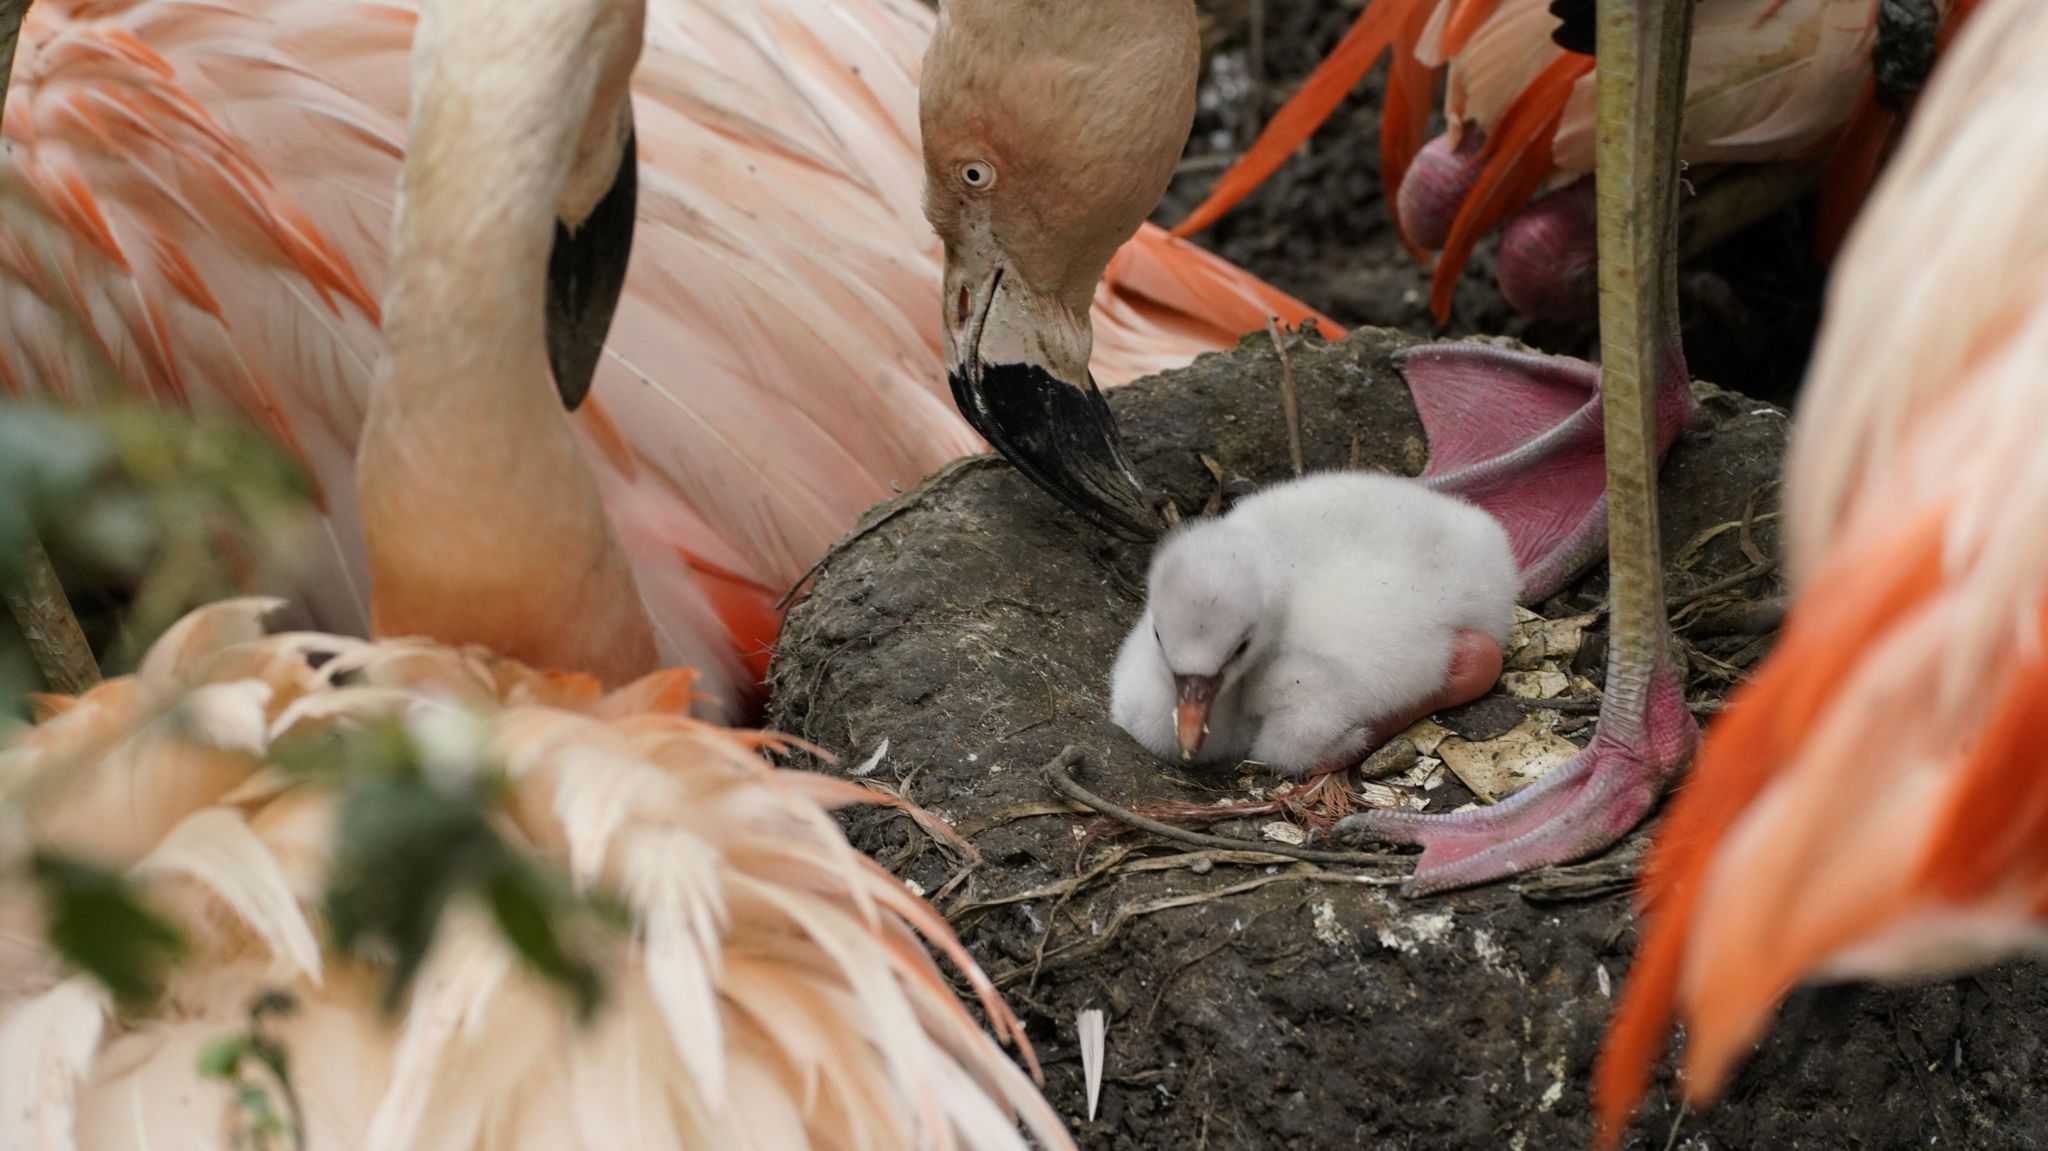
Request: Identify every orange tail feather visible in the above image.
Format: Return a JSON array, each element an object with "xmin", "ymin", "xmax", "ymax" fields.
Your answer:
[
  {"xmin": 1109, "ymin": 225, "xmax": 1343, "ymax": 339},
  {"xmin": 1593, "ymin": 511, "xmax": 1949, "ymax": 1149},
  {"xmin": 1438, "ymin": 0, "xmax": 1504, "ymax": 58},
  {"xmin": 1920, "ymin": 607, "xmax": 2048, "ymax": 904},
  {"xmin": 1171, "ymin": 0, "xmax": 1426, "ymax": 238},
  {"xmin": 679, "ymin": 551, "xmax": 781, "ymax": 701},
  {"xmin": 1815, "ymin": 80, "xmax": 1895, "ymax": 264},
  {"xmin": 1382, "ymin": 0, "xmax": 1444, "ymax": 260},
  {"xmin": 1938, "ymin": 0, "xmax": 1985, "ymax": 50},
  {"xmin": 1427, "ymin": 53, "xmax": 1587, "ymax": 324}
]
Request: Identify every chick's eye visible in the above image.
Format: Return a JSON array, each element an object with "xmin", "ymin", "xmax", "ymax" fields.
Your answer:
[{"xmin": 959, "ymin": 159, "xmax": 996, "ymax": 190}]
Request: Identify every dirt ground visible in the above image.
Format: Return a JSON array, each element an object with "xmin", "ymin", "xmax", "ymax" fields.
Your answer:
[{"xmin": 769, "ymin": 328, "xmax": 2048, "ymax": 1150}]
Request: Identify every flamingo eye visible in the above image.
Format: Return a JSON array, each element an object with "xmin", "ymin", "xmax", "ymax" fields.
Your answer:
[
  {"xmin": 959, "ymin": 159, "xmax": 996, "ymax": 190},
  {"xmin": 1230, "ymin": 636, "xmax": 1251, "ymax": 661}
]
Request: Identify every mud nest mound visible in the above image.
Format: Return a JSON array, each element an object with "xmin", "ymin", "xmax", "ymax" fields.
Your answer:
[{"xmin": 769, "ymin": 327, "xmax": 2048, "ymax": 1150}]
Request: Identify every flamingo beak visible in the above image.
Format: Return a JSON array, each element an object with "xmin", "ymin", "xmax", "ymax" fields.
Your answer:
[
  {"xmin": 943, "ymin": 265, "xmax": 1161, "ymax": 540},
  {"xmin": 544, "ymin": 127, "xmax": 638, "ymax": 411},
  {"xmin": 1173, "ymin": 673, "xmax": 1221, "ymax": 761}
]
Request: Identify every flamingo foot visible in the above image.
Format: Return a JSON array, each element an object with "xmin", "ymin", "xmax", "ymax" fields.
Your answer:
[
  {"xmin": 1402, "ymin": 341, "xmax": 1699, "ymax": 602},
  {"xmin": 1333, "ymin": 656, "xmax": 1696, "ymax": 895}
]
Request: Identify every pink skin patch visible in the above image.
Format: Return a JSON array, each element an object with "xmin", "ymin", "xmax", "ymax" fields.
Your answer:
[
  {"xmin": 1436, "ymin": 629, "xmax": 1506, "ymax": 714},
  {"xmin": 1496, "ymin": 179, "xmax": 1598, "ymax": 325},
  {"xmin": 1398, "ymin": 132, "xmax": 1486, "ymax": 252},
  {"xmin": 1304, "ymin": 629, "xmax": 1503, "ymax": 781}
]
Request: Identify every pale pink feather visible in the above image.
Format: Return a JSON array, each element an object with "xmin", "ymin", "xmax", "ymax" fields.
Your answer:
[
  {"xmin": 1, "ymin": 601, "xmax": 1076, "ymax": 1150},
  {"xmin": 1441, "ymin": 0, "xmax": 1895, "ymax": 182}
]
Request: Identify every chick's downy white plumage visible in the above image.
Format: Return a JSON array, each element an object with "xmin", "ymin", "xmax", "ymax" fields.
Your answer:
[{"xmin": 1110, "ymin": 473, "xmax": 1515, "ymax": 776}]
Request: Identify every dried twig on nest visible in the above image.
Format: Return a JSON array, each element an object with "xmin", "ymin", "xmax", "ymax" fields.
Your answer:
[
  {"xmin": 1043, "ymin": 747, "xmax": 1409, "ymax": 870},
  {"xmin": 5, "ymin": 538, "xmax": 100, "ymax": 695},
  {"xmin": 1072, "ymin": 769, "xmax": 1359, "ymax": 862},
  {"xmin": 996, "ymin": 866, "xmax": 1392, "ymax": 991},
  {"xmin": 1738, "ymin": 479, "xmax": 1779, "ymax": 567},
  {"xmin": 1510, "ymin": 835, "xmax": 1649, "ymax": 904},
  {"xmin": 1668, "ymin": 559, "xmax": 1781, "ymax": 611},
  {"xmin": 1513, "ymin": 695, "xmax": 1724, "ymax": 718},
  {"xmin": 1265, "ymin": 319, "xmax": 1304, "ymax": 478}
]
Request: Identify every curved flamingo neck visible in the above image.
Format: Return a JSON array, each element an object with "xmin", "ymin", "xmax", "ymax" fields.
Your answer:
[{"xmin": 355, "ymin": 0, "xmax": 658, "ymax": 685}]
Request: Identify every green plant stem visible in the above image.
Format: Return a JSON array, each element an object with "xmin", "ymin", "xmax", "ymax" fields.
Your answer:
[{"xmin": 5, "ymin": 538, "xmax": 100, "ymax": 696}]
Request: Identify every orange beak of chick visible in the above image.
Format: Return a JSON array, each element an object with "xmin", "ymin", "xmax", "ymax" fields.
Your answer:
[{"xmin": 1173, "ymin": 674, "xmax": 1222, "ymax": 760}]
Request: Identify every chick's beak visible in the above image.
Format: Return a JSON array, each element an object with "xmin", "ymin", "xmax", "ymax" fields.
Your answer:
[
  {"xmin": 1173, "ymin": 674, "xmax": 1221, "ymax": 761},
  {"xmin": 945, "ymin": 265, "xmax": 1160, "ymax": 540}
]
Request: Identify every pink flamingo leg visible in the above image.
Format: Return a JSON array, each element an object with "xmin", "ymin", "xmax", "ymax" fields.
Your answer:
[{"xmin": 1342, "ymin": 0, "xmax": 1702, "ymax": 894}]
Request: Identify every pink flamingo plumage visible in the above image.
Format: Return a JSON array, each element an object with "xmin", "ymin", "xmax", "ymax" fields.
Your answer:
[
  {"xmin": 0, "ymin": 0, "xmax": 1076, "ymax": 1142},
  {"xmin": 0, "ymin": 0, "xmax": 1332, "ymax": 718}
]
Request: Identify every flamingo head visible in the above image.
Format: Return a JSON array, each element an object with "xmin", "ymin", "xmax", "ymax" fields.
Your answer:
[{"xmin": 918, "ymin": 0, "xmax": 1198, "ymax": 540}]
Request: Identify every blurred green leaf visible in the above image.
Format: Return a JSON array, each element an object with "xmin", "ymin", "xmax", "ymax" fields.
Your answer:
[
  {"xmin": 325, "ymin": 770, "xmax": 509, "ymax": 1012},
  {"xmin": 196, "ymin": 1033, "xmax": 254, "ymax": 1079},
  {"xmin": 200, "ymin": 992, "xmax": 305, "ymax": 1151},
  {"xmin": 302, "ymin": 718, "xmax": 615, "ymax": 1019},
  {"xmin": 270, "ymin": 719, "xmax": 431, "ymax": 787},
  {"xmin": 29, "ymin": 850, "xmax": 186, "ymax": 1007},
  {"xmin": 486, "ymin": 862, "xmax": 604, "ymax": 1019},
  {"xmin": 0, "ymin": 399, "xmax": 314, "ymax": 701}
]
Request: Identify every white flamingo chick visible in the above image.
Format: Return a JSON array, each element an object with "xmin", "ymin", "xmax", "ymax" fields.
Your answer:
[{"xmin": 1111, "ymin": 472, "xmax": 1516, "ymax": 776}]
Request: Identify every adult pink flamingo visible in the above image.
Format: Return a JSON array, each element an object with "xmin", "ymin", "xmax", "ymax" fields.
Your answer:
[
  {"xmin": 1596, "ymin": 0, "xmax": 2048, "ymax": 1141},
  {"xmin": 0, "ymin": 0, "xmax": 1330, "ymax": 717},
  {"xmin": 0, "ymin": 0, "xmax": 1076, "ymax": 1142}
]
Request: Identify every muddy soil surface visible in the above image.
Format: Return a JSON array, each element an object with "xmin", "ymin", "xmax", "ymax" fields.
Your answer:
[{"xmin": 769, "ymin": 329, "xmax": 2048, "ymax": 1150}]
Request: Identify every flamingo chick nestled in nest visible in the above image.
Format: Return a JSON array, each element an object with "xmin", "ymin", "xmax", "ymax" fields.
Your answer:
[{"xmin": 1110, "ymin": 473, "xmax": 1515, "ymax": 777}]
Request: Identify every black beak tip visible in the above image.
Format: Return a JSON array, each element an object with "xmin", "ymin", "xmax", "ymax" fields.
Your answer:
[
  {"xmin": 545, "ymin": 128, "xmax": 638, "ymax": 411},
  {"xmin": 948, "ymin": 361, "xmax": 1161, "ymax": 541}
]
